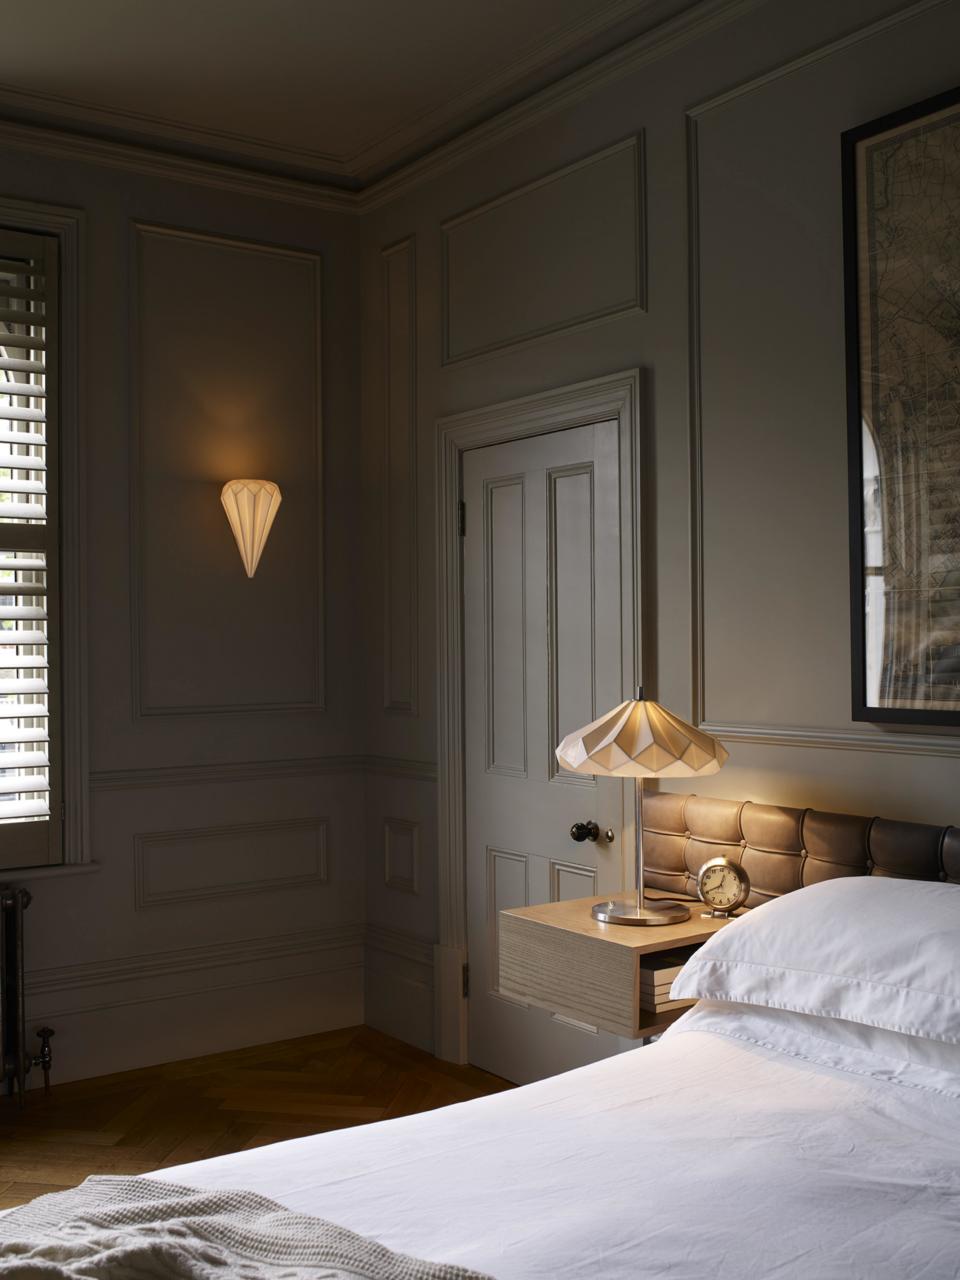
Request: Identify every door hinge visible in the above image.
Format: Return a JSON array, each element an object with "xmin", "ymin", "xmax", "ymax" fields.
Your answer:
[
  {"xmin": 458, "ymin": 499, "xmax": 466, "ymax": 538},
  {"xmin": 462, "ymin": 962, "xmax": 470, "ymax": 999}
]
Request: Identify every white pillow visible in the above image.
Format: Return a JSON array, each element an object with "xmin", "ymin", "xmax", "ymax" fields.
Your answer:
[{"xmin": 670, "ymin": 876, "xmax": 960, "ymax": 1044}]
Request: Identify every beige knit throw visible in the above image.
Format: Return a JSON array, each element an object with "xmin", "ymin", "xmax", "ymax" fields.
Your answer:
[{"xmin": 0, "ymin": 1176, "xmax": 494, "ymax": 1279}]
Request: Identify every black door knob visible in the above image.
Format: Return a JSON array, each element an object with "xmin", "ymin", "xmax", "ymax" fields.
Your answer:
[{"xmin": 570, "ymin": 821, "xmax": 600, "ymax": 843}]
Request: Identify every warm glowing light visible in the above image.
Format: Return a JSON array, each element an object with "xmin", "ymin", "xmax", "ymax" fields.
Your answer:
[
  {"xmin": 221, "ymin": 479, "xmax": 282, "ymax": 578},
  {"xmin": 556, "ymin": 694, "xmax": 729, "ymax": 778}
]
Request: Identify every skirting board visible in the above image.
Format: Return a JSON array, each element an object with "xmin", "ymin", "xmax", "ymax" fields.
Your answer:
[
  {"xmin": 23, "ymin": 922, "xmax": 437, "ymax": 1086},
  {"xmin": 25, "ymin": 927, "xmax": 364, "ymax": 1086},
  {"xmin": 364, "ymin": 924, "xmax": 435, "ymax": 1054},
  {"xmin": 30, "ymin": 962, "xmax": 366, "ymax": 1085},
  {"xmin": 28, "ymin": 967, "xmax": 364, "ymax": 1087}
]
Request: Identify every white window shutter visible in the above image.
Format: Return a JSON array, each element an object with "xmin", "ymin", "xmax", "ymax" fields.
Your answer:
[{"xmin": 0, "ymin": 228, "xmax": 60, "ymax": 868}]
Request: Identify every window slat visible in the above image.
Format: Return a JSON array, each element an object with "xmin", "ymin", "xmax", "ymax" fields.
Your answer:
[
  {"xmin": 0, "ymin": 800, "xmax": 49, "ymax": 820},
  {"xmin": 0, "ymin": 333, "xmax": 46, "ymax": 350},
  {"xmin": 0, "ymin": 726, "xmax": 49, "ymax": 743},
  {"xmin": 0, "ymin": 677, "xmax": 47, "ymax": 694},
  {"xmin": 0, "ymin": 605, "xmax": 46, "ymax": 621},
  {"xmin": 0, "ymin": 630, "xmax": 47, "ymax": 645},
  {"xmin": 0, "ymin": 750, "xmax": 48, "ymax": 769},
  {"xmin": 0, "ymin": 629, "xmax": 47, "ymax": 645},
  {"xmin": 0, "ymin": 408, "xmax": 45, "ymax": 423},
  {"xmin": 0, "ymin": 456, "xmax": 46, "ymax": 472},
  {"xmin": 0, "ymin": 432, "xmax": 46, "ymax": 449},
  {"xmin": 0, "ymin": 504, "xmax": 46, "ymax": 521},
  {"xmin": 0, "ymin": 382, "xmax": 45, "ymax": 397},
  {"xmin": 0, "ymin": 773, "xmax": 47, "ymax": 795}
]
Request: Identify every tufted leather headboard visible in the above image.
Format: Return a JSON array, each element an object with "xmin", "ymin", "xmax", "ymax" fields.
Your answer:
[{"xmin": 643, "ymin": 792, "xmax": 960, "ymax": 908}]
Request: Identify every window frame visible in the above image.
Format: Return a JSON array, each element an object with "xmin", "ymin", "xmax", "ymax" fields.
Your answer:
[
  {"xmin": 0, "ymin": 201, "xmax": 84, "ymax": 871},
  {"xmin": 0, "ymin": 226, "xmax": 59, "ymax": 866}
]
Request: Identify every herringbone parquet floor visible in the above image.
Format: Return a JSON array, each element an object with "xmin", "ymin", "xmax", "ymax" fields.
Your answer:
[{"xmin": 0, "ymin": 1025, "xmax": 511, "ymax": 1210}]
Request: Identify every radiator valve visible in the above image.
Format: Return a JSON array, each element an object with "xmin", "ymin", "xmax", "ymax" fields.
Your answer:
[{"xmin": 33, "ymin": 1026, "xmax": 54, "ymax": 1095}]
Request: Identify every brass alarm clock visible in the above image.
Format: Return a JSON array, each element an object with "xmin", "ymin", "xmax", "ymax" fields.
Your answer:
[{"xmin": 697, "ymin": 856, "xmax": 750, "ymax": 918}]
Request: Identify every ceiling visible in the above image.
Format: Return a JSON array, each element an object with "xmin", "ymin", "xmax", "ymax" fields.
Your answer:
[{"xmin": 0, "ymin": 0, "xmax": 698, "ymax": 187}]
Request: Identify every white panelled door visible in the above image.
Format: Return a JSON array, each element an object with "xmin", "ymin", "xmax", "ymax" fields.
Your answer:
[{"xmin": 464, "ymin": 420, "xmax": 632, "ymax": 1083}]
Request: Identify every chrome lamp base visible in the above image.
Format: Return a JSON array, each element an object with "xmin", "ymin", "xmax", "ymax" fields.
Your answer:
[{"xmin": 591, "ymin": 896, "xmax": 691, "ymax": 927}]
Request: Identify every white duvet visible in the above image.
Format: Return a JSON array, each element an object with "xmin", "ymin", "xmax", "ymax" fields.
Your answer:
[{"xmin": 151, "ymin": 1002, "xmax": 960, "ymax": 1280}]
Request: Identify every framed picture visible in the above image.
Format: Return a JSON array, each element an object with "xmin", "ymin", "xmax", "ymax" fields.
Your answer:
[{"xmin": 843, "ymin": 86, "xmax": 960, "ymax": 725}]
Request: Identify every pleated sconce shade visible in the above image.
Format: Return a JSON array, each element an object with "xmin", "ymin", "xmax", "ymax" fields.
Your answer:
[
  {"xmin": 221, "ymin": 479, "xmax": 282, "ymax": 578},
  {"xmin": 555, "ymin": 696, "xmax": 729, "ymax": 779}
]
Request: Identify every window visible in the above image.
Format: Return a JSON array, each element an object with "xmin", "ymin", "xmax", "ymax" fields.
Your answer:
[{"xmin": 0, "ymin": 228, "xmax": 59, "ymax": 867}]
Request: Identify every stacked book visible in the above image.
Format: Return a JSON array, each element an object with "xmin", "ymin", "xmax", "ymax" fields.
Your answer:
[{"xmin": 638, "ymin": 946, "xmax": 699, "ymax": 1015}]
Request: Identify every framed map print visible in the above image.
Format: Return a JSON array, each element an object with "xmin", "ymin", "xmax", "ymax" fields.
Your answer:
[{"xmin": 843, "ymin": 86, "xmax": 960, "ymax": 725}]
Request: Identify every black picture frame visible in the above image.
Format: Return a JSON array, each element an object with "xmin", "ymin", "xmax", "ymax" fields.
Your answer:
[{"xmin": 843, "ymin": 85, "xmax": 960, "ymax": 726}]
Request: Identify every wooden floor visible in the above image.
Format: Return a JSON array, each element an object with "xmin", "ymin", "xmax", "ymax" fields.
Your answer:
[{"xmin": 0, "ymin": 1025, "xmax": 511, "ymax": 1210}]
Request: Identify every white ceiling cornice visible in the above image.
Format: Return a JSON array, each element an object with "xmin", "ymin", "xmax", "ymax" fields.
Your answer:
[
  {"xmin": 359, "ymin": 0, "xmax": 765, "ymax": 211},
  {"xmin": 344, "ymin": 0, "xmax": 677, "ymax": 182},
  {"xmin": 0, "ymin": 79, "xmax": 352, "ymax": 181},
  {"xmin": 0, "ymin": 0, "xmax": 670, "ymax": 186},
  {"xmin": 0, "ymin": 0, "xmax": 765, "ymax": 217},
  {"xmin": 0, "ymin": 116, "xmax": 359, "ymax": 213}
]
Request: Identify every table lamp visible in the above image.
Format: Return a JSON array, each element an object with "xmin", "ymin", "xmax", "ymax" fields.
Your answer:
[{"xmin": 555, "ymin": 688, "xmax": 728, "ymax": 926}]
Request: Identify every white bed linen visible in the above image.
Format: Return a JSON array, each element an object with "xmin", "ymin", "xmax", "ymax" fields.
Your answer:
[
  {"xmin": 150, "ymin": 1004, "xmax": 960, "ymax": 1280},
  {"xmin": 672, "ymin": 878, "xmax": 960, "ymax": 1044}
]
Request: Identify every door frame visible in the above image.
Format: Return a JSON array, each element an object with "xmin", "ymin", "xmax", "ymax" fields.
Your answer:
[{"xmin": 434, "ymin": 369, "xmax": 644, "ymax": 1062}]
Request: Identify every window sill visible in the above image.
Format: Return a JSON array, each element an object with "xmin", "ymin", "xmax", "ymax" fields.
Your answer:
[{"xmin": 0, "ymin": 861, "xmax": 101, "ymax": 882}]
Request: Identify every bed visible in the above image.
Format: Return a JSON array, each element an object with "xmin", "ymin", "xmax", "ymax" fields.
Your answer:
[
  {"xmin": 3, "ymin": 796, "xmax": 960, "ymax": 1278},
  {"xmin": 146, "ymin": 993, "xmax": 960, "ymax": 1278}
]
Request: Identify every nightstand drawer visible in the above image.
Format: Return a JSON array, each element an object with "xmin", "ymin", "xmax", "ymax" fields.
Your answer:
[{"xmin": 499, "ymin": 893, "xmax": 733, "ymax": 1039}]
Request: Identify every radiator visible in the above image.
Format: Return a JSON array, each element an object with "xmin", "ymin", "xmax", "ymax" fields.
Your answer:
[{"xmin": 1, "ymin": 886, "xmax": 53, "ymax": 1101}]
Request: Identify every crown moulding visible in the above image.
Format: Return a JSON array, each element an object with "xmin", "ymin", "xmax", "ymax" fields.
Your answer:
[{"xmin": 0, "ymin": 0, "xmax": 763, "ymax": 216}]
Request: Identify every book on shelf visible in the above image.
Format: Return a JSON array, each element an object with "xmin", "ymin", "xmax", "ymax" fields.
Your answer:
[
  {"xmin": 638, "ymin": 945, "xmax": 699, "ymax": 1014},
  {"xmin": 639, "ymin": 995, "xmax": 696, "ymax": 1014}
]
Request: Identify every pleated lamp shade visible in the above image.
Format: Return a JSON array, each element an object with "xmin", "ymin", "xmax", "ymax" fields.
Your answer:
[
  {"xmin": 556, "ymin": 691, "xmax": 728, "ymax": 927},
  {"xmin": 221, "ymin": 479, "xmax": 282, "ymax": 578},
  {"xmin": 556, "ymin": 695, "xmax": 728, "ymax": 778}
]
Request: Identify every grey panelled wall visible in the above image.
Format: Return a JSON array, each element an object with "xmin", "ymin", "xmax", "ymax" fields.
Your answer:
[
  {"xmin": 441, "ymin": 137, "xmax": 644, "ymax": 363},
  {"xmin": 135, "ymin": 225, "xmax": 324, "ymax": 716},
  {"xmin": 359, "ymin": 0, "xmax": 960, "ymax": 1055},
  {"xmin": 382, "ymin": 237, "xmax": 419, "ymax": 716},
  {"xmin": 1, "ymin": 145, "xmax": 364, "ymax": 1082}
]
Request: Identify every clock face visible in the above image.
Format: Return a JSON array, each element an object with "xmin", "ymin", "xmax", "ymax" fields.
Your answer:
[{"xmin": 698, "ymin": 860, "xmax": 747, "ymax": 911}]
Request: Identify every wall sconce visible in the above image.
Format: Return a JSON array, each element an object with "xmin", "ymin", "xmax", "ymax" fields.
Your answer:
[{"xmin": 221, "ymin": 479, "xmax": 282, "ymax": 578}]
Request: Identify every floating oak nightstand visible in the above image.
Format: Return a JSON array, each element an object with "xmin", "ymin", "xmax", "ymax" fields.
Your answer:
[{"xmin": 499, "ymin": 893, "xmax": 736, "ymax": 1039}]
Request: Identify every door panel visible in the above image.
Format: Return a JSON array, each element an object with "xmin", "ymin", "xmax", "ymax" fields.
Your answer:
[
  {"xmin": 549, "ymin": 464, "xmax": 596, "ymax": 782},
  {"xmin": 464, "ymin": 419, "xmax": 631, "ymax": 1083},
  {"xmin": 486, "ymin": 477, "xmax": 526, "ymax": 776}
]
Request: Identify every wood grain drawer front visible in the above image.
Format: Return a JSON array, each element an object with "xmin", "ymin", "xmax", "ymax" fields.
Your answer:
[{"xmin": 499, "ymin": 912, "xmax": 638, "ymax": 1037}]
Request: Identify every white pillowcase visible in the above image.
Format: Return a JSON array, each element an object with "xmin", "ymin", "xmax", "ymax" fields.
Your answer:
[
  {"xmin": 668, "ymin": 1000, "xmax": 960, "ymax": 1094},
  {"xmin": 670, "ymin": 876, "xmax": 960, "ymax": 1044}
]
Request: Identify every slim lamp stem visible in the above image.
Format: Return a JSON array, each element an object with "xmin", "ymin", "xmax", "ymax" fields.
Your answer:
[
  {"xmin": 590, "ymin": 769, "xmax": 687, "ymax": 927},
  {"xmin": 635, "ymin": 776, "xmax": 644, "ymax": 912}
]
